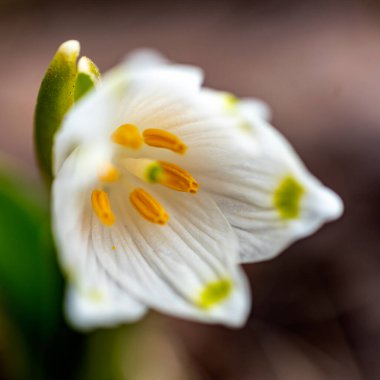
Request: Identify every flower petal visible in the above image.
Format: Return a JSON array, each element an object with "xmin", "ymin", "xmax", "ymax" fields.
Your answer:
[
  {"xmin": 123, "ymin": 48, "xmax": 169, "ymax": 67},
  {"xmin": 53, "ymin": 150, "xmax": 250, "ymax": 327},
  {"xmin": 123, "ymin": 48, "xmax": 203, "ymax": 88},
  {"xmin": 201, "ymin": 89, "xmax": 272, "ymax": 122},
  {"xmin": 52, "ymin": 150, "xmax": 147, "ymax": 330},
  {"xmin": 97, "ymin": 186, "xmax": 250, "ymax": 327},
  {"xmin": 238, "ymin": 97, "xmax": 272, "ymax": 122},
  {"xmin": 192, "ymin": 113, "xmax": 343, "ymax": 263},
  {"xmin": 65, "ymin": 269, "xmax": 146, "ymax": 331},
  {"xmin": 54, "ymin": 60, "xmax": 206, "ymax": 174},
  {"xmin": 54, "ymin": 69, "xmax": 253, "ymax": 176}
]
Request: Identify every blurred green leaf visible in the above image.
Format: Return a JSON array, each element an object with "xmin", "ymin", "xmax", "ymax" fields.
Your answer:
[
  {"xmin": 0, "ymin": 163, "xmax": 61, "ymax": 332},
  {"xmin": 34, "ymin": 40, "xmax": 80, "ymax": 183},
  {"xmin": 0, "ymin": 159, "xmax": 82, "ymax": 380}
]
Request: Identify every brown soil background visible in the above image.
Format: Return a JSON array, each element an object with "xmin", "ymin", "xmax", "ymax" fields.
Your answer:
[{"xmin": 1, "ymin": 0, "xmax": 380, "ymax": 379}]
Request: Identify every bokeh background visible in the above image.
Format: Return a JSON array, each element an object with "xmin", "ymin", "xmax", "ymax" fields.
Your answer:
[{"xmin": 0, "ymin": 0, "xmax": 380, "ymax": 379}]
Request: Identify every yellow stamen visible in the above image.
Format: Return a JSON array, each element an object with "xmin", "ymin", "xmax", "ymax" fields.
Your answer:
[
  {"xmin": 143, "ymin": 129, "xmax": 187, "ymax": 154},
  {"xmin": 158, "ymin": 161, "xmax": 199, "ymax": 193},
  {"xmin": 130, "ymin": 188, "xmax": 169, "ymax": 225},
  {"xmin": 98, "ymin": 162, "xmax": 120, "ymax": 183},
  {"xmin": 111, "ymin": 124, "xmax": 143, "ymax": 149},
  {"xmin": 91, "ymin": 189, "xmax": 115, "ymax": 226}
]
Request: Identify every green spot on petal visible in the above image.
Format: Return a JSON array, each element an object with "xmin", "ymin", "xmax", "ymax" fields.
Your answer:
[
  {"xmin": 238, "ymin": 120, "xmax": 252, "ymax": 133},
  {"xmin": 86, "ymin": 289, "xmax": 104, "ymax": 303},
  {"xmin": 273, "ymin": 175, "xmax": 304, "ymax": 219},
  {"xmin": 145, "ymin": 163, "xmax": 164, "ymax": 183},
  {"xmin": 198, "ymin": 279, "xmax": 232, "ymax": 309},
  {"xmin": 222, "ymin": 92, "xmax": 239, "ymax": 112}
]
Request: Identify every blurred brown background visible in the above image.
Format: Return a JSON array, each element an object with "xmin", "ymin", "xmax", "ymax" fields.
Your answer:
[{"xmin": 1, "ymin": 0, "xmax": 380, "ymax": 379}]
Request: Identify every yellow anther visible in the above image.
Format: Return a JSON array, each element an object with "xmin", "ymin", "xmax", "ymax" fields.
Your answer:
[
  {"xmin": 143, "ymin": 129, "xmax": 187, "ymax": 154},
  {"xmin": 158, "ymin": 161, "xmax": 199, "ymax": 193},
  {"xmin": 91, "ymin": 190, "xmax": 115, "ymax": 226},
  {"xmin": 98, "ymin": 162, "xmax": 120, "ymax": 183},
  {"xmin": 130, "ymin": 188, "xmax": 169, "ymax": 225},
  {"xmin": 111, "ymin": 124, "xmax": 143, "ymax": 149}
]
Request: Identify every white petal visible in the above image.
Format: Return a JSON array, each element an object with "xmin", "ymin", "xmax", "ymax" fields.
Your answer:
[
  {"xmin": 65, "ymin": 274, "xmax": 146, "ymax": 331},
  {"xmin": 52, "ymin": 150, "xmax": 147, "ymax": 330},
  {"xmin": 193, "ymin": 115, "xmax": 343, "ymax": 263},
  {"xmin": 125, "ymin": 64, "xmax": 204, "ymax": 91},
  {"xmin": 54, "ymin": 77, "xmax": 125, "ymax": 174},
  {"xmin": 53, "ymin": 150, "xmax": 250, "ymax": 327},
  {"xmin": 238, "ymin": 98, "xmax": 272, "ymax": 122},
  {"xmin": 110, "ymin": 84, "xmax": 257, "ymax": 168},
  {"xmin": 123, "ymin": 48, "xmax": 203, "ymax": 88},
  {"xmin": 54, "ymin": 59, "xmax": 204, "ymax": 174},
  {"xmin": 96, "ymin": 186, "xmax": 251, "ymax": 327},
  {"xmin": 200, "ymin": 89, "xmax": 272, "ymax": 122},
  {"xmin": 123, "ymin": 48, "xmax": 170, "ymax": 69},
  {"xmin": 55, "ymin": 76, "xmax": 255, "ymax": 183}
]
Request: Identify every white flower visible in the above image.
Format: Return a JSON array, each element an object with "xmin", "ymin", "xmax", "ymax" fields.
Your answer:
[
  {"xmin": 198, "ymin": 88, "xmax": 343, "ymax": 262},
  {"xmin": 52, "ymin": 49, "xmax": 343, "ymax": 330}
]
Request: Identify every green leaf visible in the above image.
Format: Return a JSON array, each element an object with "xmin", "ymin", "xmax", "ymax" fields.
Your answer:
[
  {"xmin": 74, "ymin": 56, "xmax": 101, "ymax": 102},
  {"xmin": 34, "ymin": 40, "xmax": 80, "ymax": 183},
  {"xmin": 0, "ymin": 159, "xmax": 62, "ymax": 337},
  {"xmin": 0, "ymin": 158, "xmax": 69, "ymax": 378}
]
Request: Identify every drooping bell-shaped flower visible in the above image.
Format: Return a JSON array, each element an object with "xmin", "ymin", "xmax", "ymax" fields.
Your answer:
[{"xmin": 38, "ymin": 43, "xmax": 342, "ymax": 329}]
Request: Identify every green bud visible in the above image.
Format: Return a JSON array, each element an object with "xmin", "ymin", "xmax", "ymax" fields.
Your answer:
[
  {"xmin": 74, "ymin": 56, "xmax": 101, "ymax": 102},
  {"xmin": 34, "ymin": 40, "xmax": 80, "ymax": 183}
]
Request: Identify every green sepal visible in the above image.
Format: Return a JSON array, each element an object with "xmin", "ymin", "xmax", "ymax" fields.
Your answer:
[
  {"xmin": 34, "ymin": 40, "xmax": 80, "ymax": 184},
  {"xmin": 74, "ymin": 56, "xmax": 101, "ymax": 102}
]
